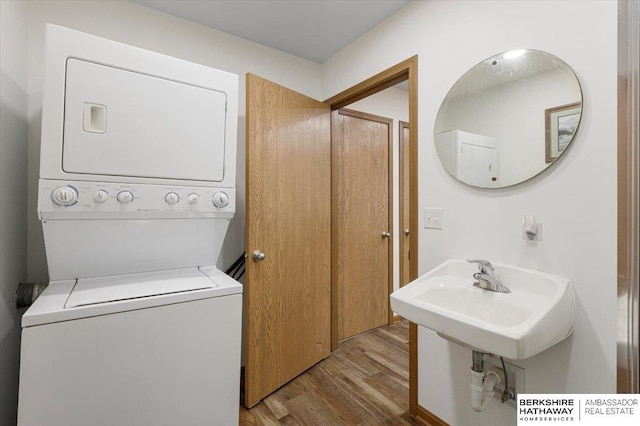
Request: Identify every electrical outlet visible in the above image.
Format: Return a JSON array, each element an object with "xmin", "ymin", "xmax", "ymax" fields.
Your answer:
[
  {"xmin": 483, "ymin": 354, "xmax": 525, "ymax": 406},
  {"xmin": 522, "ymin": 217, "xmax": 543, "ymax": 241},
  {"xmin": 424, "ymin": 208, "xmax": 444, "ymax": 229}
]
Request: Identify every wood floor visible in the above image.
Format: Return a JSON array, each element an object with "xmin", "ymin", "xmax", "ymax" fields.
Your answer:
[{"xmin": 239, "ymin": 321, "xmax": 419, "ymax": 425}]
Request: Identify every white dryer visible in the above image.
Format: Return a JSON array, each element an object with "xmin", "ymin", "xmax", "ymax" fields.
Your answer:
[{"xmin": 18, "ymin": 25, "xmax": 241, "ymax": 426}]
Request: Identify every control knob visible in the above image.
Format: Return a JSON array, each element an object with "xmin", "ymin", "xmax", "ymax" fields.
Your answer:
[
  {"xmin": 165, "ymin": 192, "xmax": 180, "ymax": 205},
  {"xmin": 187, "ymin": 193, "xmax": 199, "ymax": 204},
  {"xmin": 51, "ymin": 186, "xmax": 78, "ymax": 206},
  {"xmin": 212, "ymin": 192, "xmax": 229, "ymax": 208},
  {"xmin": 117, "ymin": 190, "xmax": 134, "ymax": 204},
  {"xmin": 94, "ymin": 190, "xmax": 109, "ymax": 203}
]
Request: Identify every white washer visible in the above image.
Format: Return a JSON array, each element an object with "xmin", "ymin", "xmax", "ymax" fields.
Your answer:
[
  {"xmin": 19, "ymin": 268, "xmax": 242, "ymax": 426},
  {"xmin": 18, "ymin": 25, "xmax": 241, "ymax": 426}
]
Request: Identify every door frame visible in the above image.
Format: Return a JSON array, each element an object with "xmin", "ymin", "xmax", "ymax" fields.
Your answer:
[
  {"xmin": 399, "ymin": 120, "xmax": 411, "ymax": 291},
  {"xmin": 324, "ymin": 55, "xmax": 419, "ymax": 414},
  {"xmin": 617, "ymin": 0, "xmax": 639, "ymax": 394},
  {"xmin": 332, "ymin": 108, "xmax": 395, "ymax": 340}
]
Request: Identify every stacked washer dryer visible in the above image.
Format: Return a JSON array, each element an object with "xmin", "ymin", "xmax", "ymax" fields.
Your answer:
[{"xmin": 18, "ymin": 25, "xmax": 242, "ymax": 426}]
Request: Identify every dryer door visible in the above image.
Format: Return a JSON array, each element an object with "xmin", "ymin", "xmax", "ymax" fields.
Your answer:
[{"xmin": 62, "ymin": 58, "xmax": 227, "ymax": 182}]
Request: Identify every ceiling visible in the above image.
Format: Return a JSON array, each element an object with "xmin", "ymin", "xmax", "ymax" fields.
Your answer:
[{"xmin": 131, "ymin": 0, "xmax": 410, "ymax": 63}]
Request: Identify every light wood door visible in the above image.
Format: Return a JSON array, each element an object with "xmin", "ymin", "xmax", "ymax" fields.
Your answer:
[
  {"xmin": 333, "ymin": 108, "xmax": 392, "ymax": 341},
  {"xmin": 245, "ymin": 74, "xmax": 331, "ymax": 407},
  {"xmin": 399, "ymin": 121, "xmax": 411, "ymax": 287}
]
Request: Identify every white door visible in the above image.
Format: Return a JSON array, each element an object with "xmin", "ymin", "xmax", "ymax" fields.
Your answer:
[
  {"xmin": 458, "ymin": 143, "xmax": 498, "ymax": 187},
  {"xmin": 63, "ymin": 58, "xmax": 228, "ymax": 181}
]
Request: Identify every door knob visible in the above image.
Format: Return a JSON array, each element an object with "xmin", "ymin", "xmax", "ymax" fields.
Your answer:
[
  {"xmin": 381, "ymin": 231, "xmax": 391, "ymax": 239},
  {"xmin": 252, "ymin": 250, "xmax": 266, "ymax": 262},
  {"xmin": 404, "ymin": 229, "xmax": 410, "ymax": 236}
]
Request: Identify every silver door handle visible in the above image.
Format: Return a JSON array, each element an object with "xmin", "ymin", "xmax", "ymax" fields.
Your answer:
[
  {"xmin": 252, "ymin": 250, "xmax": 266, "ymax": 262},
  {"xmin": 404, "ymin": 229, "xmax": 410, "ymax": 236},
  {"xmin": 381, "ymin": 231, "xmax": 391, "ymax": 239}
]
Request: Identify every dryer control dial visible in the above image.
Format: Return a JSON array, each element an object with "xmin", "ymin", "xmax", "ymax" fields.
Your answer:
[
  {"xmin": 117, "ymin": 190, "xmax": 134, "ymax": 204},
  {"xmin": 51, "ymin": 186, "xmax": 78, "ymax": 206},
  {"xmin": 94, "ymin": 190, "xmax": 109, "ymax": 203},
  {"xmin": 165, "ymin": 192, "xmax": 180, "ymax": 205},
  {"xmin": 187, "ymin": 193, "xmax": 199, "ymax": 204},
  {"xmin": 212, "ymin": 192, "xmax": 229, "ymax": 208}
]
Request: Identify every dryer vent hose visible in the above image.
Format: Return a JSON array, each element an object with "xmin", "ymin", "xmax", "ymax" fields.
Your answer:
[
  {"xmin": 225, "ymin": 254, "xmax": 246, "ymax": 281},
  {"xmin": 16, "ymin": 282, "xmax": 48, "ymax": 309}
]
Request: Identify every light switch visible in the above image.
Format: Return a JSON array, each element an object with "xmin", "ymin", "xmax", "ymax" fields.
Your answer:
[{"xmin": 424, "ymin": 208, "xmax": 444, "ymax": 229}]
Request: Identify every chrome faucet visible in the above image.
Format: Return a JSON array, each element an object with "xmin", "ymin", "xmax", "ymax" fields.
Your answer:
[{"xmin": 467, "ymin": 259, "xmax": 511, "ymax": 294}]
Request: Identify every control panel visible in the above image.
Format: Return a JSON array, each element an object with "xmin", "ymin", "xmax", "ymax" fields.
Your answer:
[{"xmin": 38, "ymin": 180, "xmax": 235, "ymax": 219}]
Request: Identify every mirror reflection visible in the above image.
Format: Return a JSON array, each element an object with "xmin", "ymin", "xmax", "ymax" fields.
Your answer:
[{"xmin": 434, "ymin": 49, "xmax": 583, "ymax": 188}]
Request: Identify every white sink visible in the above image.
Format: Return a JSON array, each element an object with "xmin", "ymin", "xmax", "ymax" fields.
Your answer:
[{"xmin": 390, "ymin": 259, "xmax": 574, "ymax": 359}]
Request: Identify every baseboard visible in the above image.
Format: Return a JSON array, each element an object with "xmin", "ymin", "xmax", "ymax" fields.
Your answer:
[
  {"xmin": 392, "ymin": 314, "xmax": 403, "ymax": 324},
  {"xmin": 415, "ymin": 404, "xmax": 449, "ymax": 426}
]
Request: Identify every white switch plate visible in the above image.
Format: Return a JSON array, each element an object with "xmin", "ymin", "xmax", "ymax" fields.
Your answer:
[{"xmin": 424, "ymin": 208, "xmax": 444, "ymax": 229}]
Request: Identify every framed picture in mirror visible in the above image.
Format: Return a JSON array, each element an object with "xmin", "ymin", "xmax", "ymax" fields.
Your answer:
[{"xmin": 545, "ymin": 102, "xmax": 582, "ymax": 163}]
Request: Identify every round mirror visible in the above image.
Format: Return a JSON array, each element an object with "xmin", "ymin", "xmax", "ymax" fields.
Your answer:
[{"xmin": 434, "ymin": 49, "xmax": 583, "ymax": 188}]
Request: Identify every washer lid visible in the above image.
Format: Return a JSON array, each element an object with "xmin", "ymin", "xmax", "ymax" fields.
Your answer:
[{"xmin": 65, "ymin": 268, "xmax": 216, "ymax": 308}]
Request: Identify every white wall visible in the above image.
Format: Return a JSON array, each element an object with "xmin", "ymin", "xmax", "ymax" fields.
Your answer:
[
  {"xmin": 25, "ymin": 0, "xmax": 323, "ymax": 284},
  {"xmin": 0, "ymin": 1, "xmax": 29, "ymax": 424},
  {"xmin": 323, "ymin": 1, "xmax": 617, "ymax": 425},
  {"xmin": 349, "ymin": 87, "xmax": 409, "ymax": 292}
]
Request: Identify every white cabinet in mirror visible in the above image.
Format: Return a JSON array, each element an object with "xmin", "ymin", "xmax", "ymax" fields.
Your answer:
[{"xmin": 434, "ymin": 49, "xmax": 583, "ymax": 188}]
